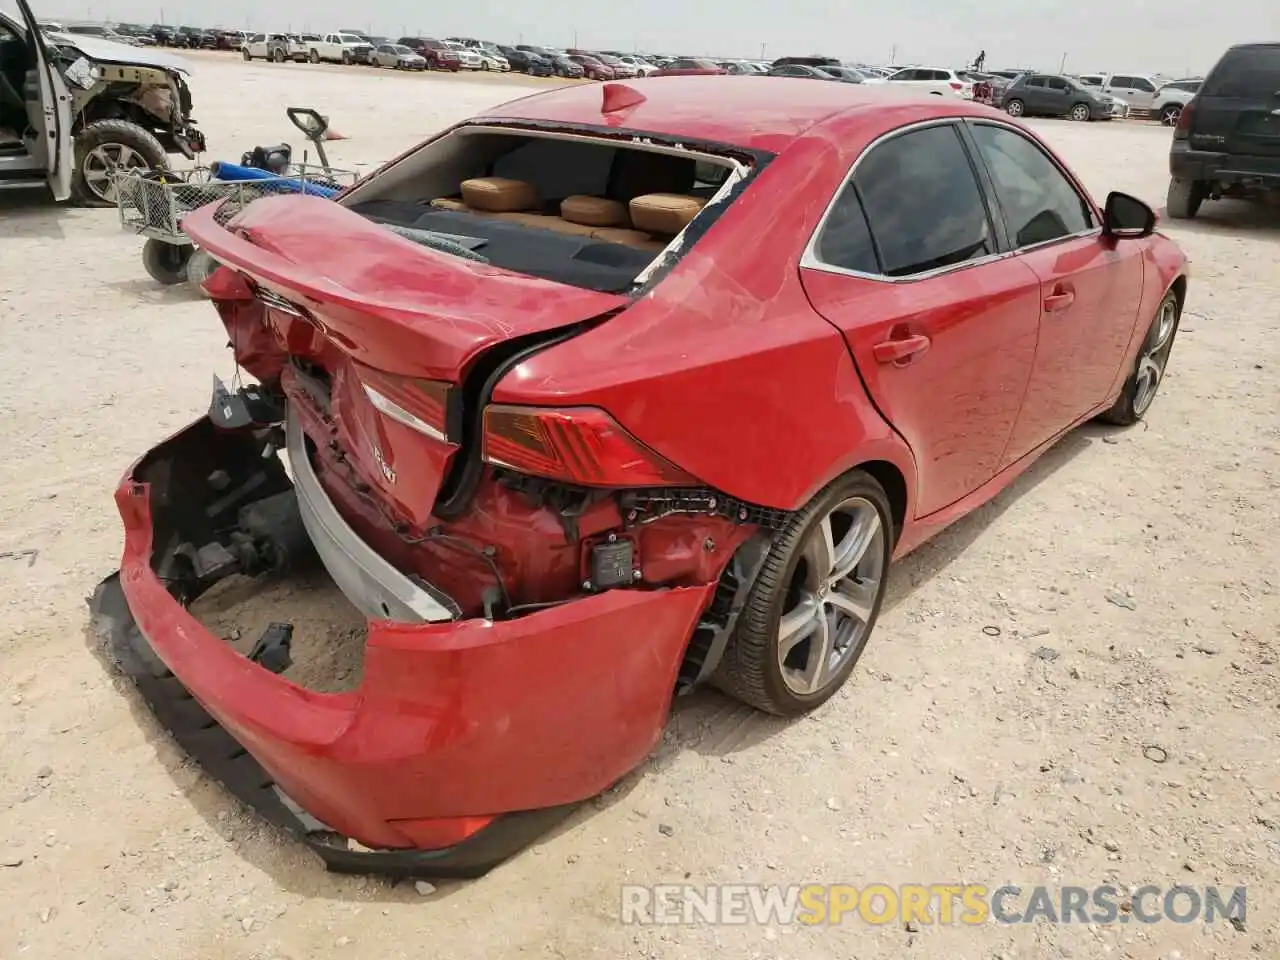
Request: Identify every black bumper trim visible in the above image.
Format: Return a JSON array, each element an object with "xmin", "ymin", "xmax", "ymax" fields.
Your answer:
[{"xmin": 89, "ymin": 572, "xmax": 574, "ymax": 879}]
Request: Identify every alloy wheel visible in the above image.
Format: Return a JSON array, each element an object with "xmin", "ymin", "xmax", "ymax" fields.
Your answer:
[
  {"xmin": 1161, "ymin": 105, "xmax": 1182, "ymax": 126},
  {"xmin": 776, "ymin": 496, "xmax": 886, "ymax": 697},
  {"xmin": 82, "ymin": 143, "xmax": 150, "ymax": 204},
  {"xmin": 1006, "ymin": 99, "xmax": 1024, "ymax": 117},
  {"xmin": 1070, "ymin": 103, "xmax": 1090, "ymax": 121},
  {"xmin": 1132, "ymin": 297, "xmax": 1179, "ymax": 416}
]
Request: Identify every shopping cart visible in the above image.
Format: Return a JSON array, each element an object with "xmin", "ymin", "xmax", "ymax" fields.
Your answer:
[{"xmin": 112, "ymin": 107, "xmax": 358, "ymax": 289}]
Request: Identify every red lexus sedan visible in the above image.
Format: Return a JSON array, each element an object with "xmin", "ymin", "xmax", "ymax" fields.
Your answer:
[{"xmin": 92, "ymin": 77, "xmax": 1188, "ymax": 878}]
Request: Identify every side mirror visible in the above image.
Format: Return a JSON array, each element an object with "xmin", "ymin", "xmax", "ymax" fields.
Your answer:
[
  {"xmin": 1102, "ymin": 191, "xmax": 1156, "ymax": 238},
  {"xmin": 287, "ymin": 107, "xmax": 328, "ymax": 139}
]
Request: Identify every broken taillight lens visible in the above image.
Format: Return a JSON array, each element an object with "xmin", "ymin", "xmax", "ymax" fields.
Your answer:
[
  {"xmin": 482, "ymin": 405, "xmax": 696, "ymax": 487},
  {"xmin": 356, "ymin": 365, "xmax": 453, "ymax": 444}
]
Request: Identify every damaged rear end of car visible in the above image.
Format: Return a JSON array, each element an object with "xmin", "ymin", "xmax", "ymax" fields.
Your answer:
[{"xmin": 91, "ymin": 116, "xmax": 772, "ymax": 877}]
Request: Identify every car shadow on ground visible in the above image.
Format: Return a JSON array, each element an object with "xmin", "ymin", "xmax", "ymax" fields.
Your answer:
[
  {"xmin": 1161, "ymin": 197, "xmax": 1280, "ymax": 239},
  {"xmin": 81, "ymin": 421, "xmax": 1112, "ymax": 900},
  {"xmin": 0, "ymin": 191, "xmax": 68, "ymax": 240}
]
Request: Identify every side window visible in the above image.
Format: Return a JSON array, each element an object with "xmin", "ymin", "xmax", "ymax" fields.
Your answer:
[
  {"xmin": 814, "ymin": 182, "xmax": 879, "ymax": 274},
  {"xmin": 1046, "ymin": 77, "xmax": 1068, "ymax": 91},
  {"xmin": 930, "ymin": 70, "xmax": 951, "ymax": 81},
  {"xmin": 970, "ymin": 124, "xmax": 1093, "ymax": 248},
  {"xmin": 1110, "ymin": 75, "xmax": 1135, "ymax": 88},
  {"xmin": 1026, "ymin": 76, "xmax": 1045, "ymax": 87},
  {"xmin": 1131, "ymin": 77, "xmax": 1156, "ymax": 92},
  {"xmin": 850, "ymin": 124, "xmax": 995, "ymax": 277}
]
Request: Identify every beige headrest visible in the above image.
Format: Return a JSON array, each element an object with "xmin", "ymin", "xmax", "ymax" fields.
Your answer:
[
  {"xmin": 561, "ymin": 195, "xmax": 627, "ymax": 227},
  {"xmin": 629, "ymin": 193, "xmax": 706, "ymax": 236},
  {"xmin": 460, "ymin": 177, "xmax": 538, "ymax": 213}
]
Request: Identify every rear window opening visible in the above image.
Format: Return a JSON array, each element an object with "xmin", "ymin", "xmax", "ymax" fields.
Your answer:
[
  {"xmin": 340, "ymin": 126, "xmax": 746, "ymax": 292},
  {"xmin": 188, "ymin": 567, "xmax": 368, "ymax": 694}
]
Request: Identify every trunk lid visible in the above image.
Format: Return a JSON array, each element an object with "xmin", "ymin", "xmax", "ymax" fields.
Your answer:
[
  {"xmin": 1192, "ymin": 44, "xmax": 1280, "ymax": 159},
  {"xmin": 186, "ymin": 195, "xmax": 627, "ymax": 528}
]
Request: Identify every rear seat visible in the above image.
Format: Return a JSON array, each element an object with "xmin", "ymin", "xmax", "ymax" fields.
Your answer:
[{"xmin": 427, "ymin": 178, "xmax": 706, "ymax": 253}]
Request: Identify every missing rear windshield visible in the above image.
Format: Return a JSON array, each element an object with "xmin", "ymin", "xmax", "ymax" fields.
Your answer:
[{"xmin": 341, "ymin": 127, "xmax": 744, "ymax": 293}]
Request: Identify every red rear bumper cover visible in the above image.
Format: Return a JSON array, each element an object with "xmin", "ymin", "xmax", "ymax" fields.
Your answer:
[{"xmin": 98, "ymin": 419, "xmax": 713, "ymax": 872}]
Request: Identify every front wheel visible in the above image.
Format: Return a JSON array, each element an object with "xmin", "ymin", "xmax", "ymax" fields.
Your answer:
[
  {"xmin": 272, "ymin": 48, "xmax": 285, "ymax": 63},
  {"xmin": 712, "ymin": 471, "xmax": 893, "ymax": 716},
  {"xmin": 1166, "ymin": 177, "xmax": 1205, "ymax": 219},
  {"xmin": 1005, "ymin": 98, "xmax": 1025, "ymax": 117},
  {"xmin": 142, "ymin": 239, "xmax": 193, "ymax": 285},
  {"xmin": 1069, "ymin": 102, "xmax": 1091, "ymax": 121},
  {"xmin": 308, "ymin": 49, "xmax": 319, "ymax": 63},
  {"xmin": 72, "ymin": 120, "xmax": 168, "ymax": 207},
  {"xmin": 1098, "ymin": 292, "xmax": 1180, "ymax": 426},
  {"xmin": 1160, "ymin": 104, "xmax": 1182, "ymax": 126},
  {"xmin": 341, "ymin": 51, "xmax": 352, "ymax": 64},
  {"xmin": 242, "ymin": 48, "xmax": 251, "ymax": 60}
]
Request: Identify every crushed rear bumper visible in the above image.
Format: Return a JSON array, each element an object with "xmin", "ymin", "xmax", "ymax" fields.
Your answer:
[{"xmin": 89, "ymin": 416, "xmax": 714, "ymax": 878}]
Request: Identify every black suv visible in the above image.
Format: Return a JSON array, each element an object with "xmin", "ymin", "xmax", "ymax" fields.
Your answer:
[{"xmin": 1168, "ymin": 42, "xmax": 1280, "ymax": 219}]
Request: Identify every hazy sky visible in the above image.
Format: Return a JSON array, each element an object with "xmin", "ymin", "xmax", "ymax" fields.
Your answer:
[{"xmin": 9, "ymin": 0, "xmax": 1279, "ymax": 74}]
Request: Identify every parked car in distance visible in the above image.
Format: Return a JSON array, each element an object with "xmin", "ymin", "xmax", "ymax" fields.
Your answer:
[
  {"xmin": 1078, "ymin": 73, "xmax": 1162, "ymax": 110},
  {"xmin": 653, "ymin": 57, "xmax": 727, "ymax": 76},
  {"xmin": 1167, "ymin": 43, "xmax": 1280, "ymax": 218},
  {"xmin": 590, "ymin": 52, "xmax": 637, "ymax": 78},
  {"xmin": 372, "ymin": 43, "xmax": 426, "ymax": 69},
  {"xmin": 1002, "ymin": 73, "xmax": 1119, "ymax": 121},
  {"xmin": 869, "ymin": 66, "xmax": 974, "ymax": 97},
  {"xmin": 498, "ymin": 45, "xmax": 553, "ymax": 76},
  {"xmin": 768, "ymin": 63, "xmax": 839, "ymax": 79},
  {"xmin": 547, "ymin": 53, "xmax": 586, "ymax": 78},
  {"xmin": 444, "ymin": 40, "xmax": 483, "ymax": 70},
  {"xmin": 306, "ymin": 32, "xmax": 373, "ymax": 64},
  {"xmin": 399, "ymin": 37, "xmax": 459, "ymax": 71},
  {"xmin": 115, "ymin": 23, "xmax": 156, "ymax": 44},
  {"xmin": 566, "ymin": 53, "xmax": 614, "ymax": 79},
  {"xmin": 818, "ymin": 66, "xmax": 866, "ymax": 83},
  {"xmin": 112, "ymin": 76, "xmax": 1189, "ymax": 882},
  {"xmin": 63, "ymin": 22, "xmax": 140, "ymax": 45},
  {"xmin": 242, "ymin": 33, "xmax": 302, "ymax": 62},
  {"xmin": 617, "ymin": 54, "xmax": 657, "ymax": 76},
  {"xmin": 148, "ymin": 24, "xmax": 176, "ymax": 44},
  {"xmin": 476, "ymin": 49, "xmax": 510, "ymax": 71},
  {"xmin": 1152, "ymin": 79, "xmax": 1201, "ymax": 126}
]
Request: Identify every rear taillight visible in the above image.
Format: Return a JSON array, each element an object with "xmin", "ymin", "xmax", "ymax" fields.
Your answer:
[
  {"xmin": 950, "ymin": 81, "xmax": 963, "ymax": 91},
  {"xmin": 482, "ymin": 405, "xmax": 695, "ymax": 487},
  {"xmin": 1173, "ymin": 98, "xmax": 1196, "ymax": 139},
  {"xmin": 357, "ymin": 365, "xmax": 452, "ymax": 444}
]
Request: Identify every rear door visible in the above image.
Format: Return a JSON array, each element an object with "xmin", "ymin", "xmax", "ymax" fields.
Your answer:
[
  {"xmin": 1193, "ymin": 44, "xmax": 1280, "ymax": 159},
  {"xmin": 16, "ymin": 0, "xmax": 71, "ymax": 201},
  {"xmin": 799, "ymin": 121, "xmax": 1043, "ymax": 516}
]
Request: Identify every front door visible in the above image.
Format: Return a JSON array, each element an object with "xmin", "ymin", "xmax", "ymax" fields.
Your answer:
[
  {"xmin": 15, "ymin": 0, "xmax": 71, "ymax": 200},
  {"xmin": 963, "ymin": 121, "xmax": 1144, "ymax": 464},
  {"xmin": 800, "ymin": 121, "xmax": 1043, "ymax": 516}
]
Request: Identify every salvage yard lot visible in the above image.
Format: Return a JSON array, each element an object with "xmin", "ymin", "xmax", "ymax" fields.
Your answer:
[{"xmin": 2, "ymin": 54, "xmax": 1279, "ymax": 959}]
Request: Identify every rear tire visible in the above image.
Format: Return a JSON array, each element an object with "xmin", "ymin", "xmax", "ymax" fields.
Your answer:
[
  {"xmin": 1005, "ymin": 98, "xmax": 1025, "ymax": 117},
  {"xmin": 242, "ymin": 48, "xmax": 251, "ymax": 61},
  {"xmin": 142, "ymin": 239, "xmax": 193, "ymax": 285},
  {"xmin": 712, "ymin": 470, "xmax": 893, "ymax": 716},
  {"xmin": 1069, "ymin": 102, "xmax": 1091, "ymax": 121},
  {"xmin": 309, "ymin": 49, "xmax": 319, "ymax": 63},
  {"xmin": 1166, "ymin": 178, "xmax": 1205, "ymax": 219},
  {"xmin": 1160, "ymin": 103, "xmax": 1182, "ymax": 126}
]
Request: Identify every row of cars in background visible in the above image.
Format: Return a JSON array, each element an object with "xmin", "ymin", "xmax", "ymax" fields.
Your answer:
[{"xmin": 50, "ymin": 19, "xmax": 1203, "ymax": 128}]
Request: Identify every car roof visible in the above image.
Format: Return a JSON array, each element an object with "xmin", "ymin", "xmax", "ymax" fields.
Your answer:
[{"xmin": 474, "ymin": 75, "xmax": 996, "ymax": 153}]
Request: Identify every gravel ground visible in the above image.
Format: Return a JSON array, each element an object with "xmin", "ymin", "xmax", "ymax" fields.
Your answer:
[{"xmin": 2, "ymin": 53, "xmax": 1278, "ymax": 960}]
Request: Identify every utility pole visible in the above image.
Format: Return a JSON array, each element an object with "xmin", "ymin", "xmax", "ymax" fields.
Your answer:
[
  {"xmin": 572, "ymin": 28, "xmax": 578, "ymax": 49},
  {"xmin": 760, "ymin": 42, "xmax": 766, "ymax": 60},
  {"xmin": 1059, "ymin": 52, "xmax": 1067, "ymax": 73},
  {"xmin": 890, "ymin": 44, "xmax": 897, "ymax": 65}
]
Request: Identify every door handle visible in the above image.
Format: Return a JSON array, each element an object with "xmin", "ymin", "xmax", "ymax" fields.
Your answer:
[
  {"xmin": 872, "ymin": 334, "xmax": 931, "ymax": 365},
  {"xmin": 1044, "ymin": 289, "xmax": 1075, "ymax": 312}
]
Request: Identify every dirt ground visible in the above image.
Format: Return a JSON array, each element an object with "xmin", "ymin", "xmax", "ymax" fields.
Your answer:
[{"xmin": 2, "ymin": 53, "xmax": 1278, "ymax": 960}]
